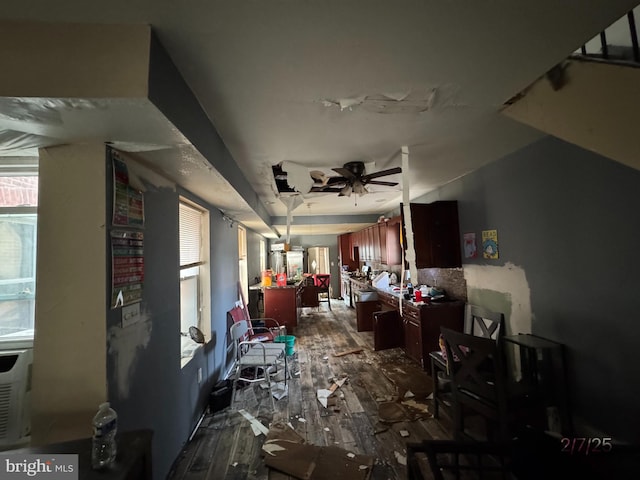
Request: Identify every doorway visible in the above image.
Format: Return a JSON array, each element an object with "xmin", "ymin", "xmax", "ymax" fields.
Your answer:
[{"xmin": 307, "ymin": 246, "xmax": 330, "ymax": 274}]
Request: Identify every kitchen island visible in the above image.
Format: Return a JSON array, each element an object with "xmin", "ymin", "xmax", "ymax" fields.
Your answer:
[{"xmin": 251, "ymin": 279, "xmax": 304, "ymax": 333}]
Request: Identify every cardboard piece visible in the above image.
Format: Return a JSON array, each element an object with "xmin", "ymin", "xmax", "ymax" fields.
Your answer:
[{"xmin": 262, "ymin": 423, "xmax": 374, "ymax": 480}]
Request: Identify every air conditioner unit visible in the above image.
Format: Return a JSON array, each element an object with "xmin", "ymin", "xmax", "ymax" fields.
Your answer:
[{"xmin": 0, "ymin": 342, "xmax": 33, "ymax": 450}]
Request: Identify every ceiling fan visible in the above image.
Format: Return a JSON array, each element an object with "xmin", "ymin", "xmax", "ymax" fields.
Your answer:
[{"xmin": 309, "ymin": 161, "xmax": 401, "ymax": 197}]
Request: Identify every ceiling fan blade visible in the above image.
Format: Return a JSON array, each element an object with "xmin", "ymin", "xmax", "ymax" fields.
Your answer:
[
  {"xmin": 332, "ymin": 167, "xmax": 358, "ymax": 181},
  {"xmin": 310, "ymin": 186, "xmax": 343, "ymax": 193},
  {"xmin": 361, "ymin": 166, "xmax": 402, "ymax": 182},
  {"xmin": 365, "ymin": 180, "xmax": 398, "ymax": 186},
  {"xmin": 325, "ymin": 176, "xmax": 348, "ymax": 186}
]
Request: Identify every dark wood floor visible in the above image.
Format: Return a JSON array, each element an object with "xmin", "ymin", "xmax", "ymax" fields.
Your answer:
[{"xmin": 167, "ymin": 301, "xmax": 454, "ymax": 480}]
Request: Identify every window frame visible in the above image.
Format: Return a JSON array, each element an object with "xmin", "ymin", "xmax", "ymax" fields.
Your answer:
[
  {"xmin": 0, "ymin": 163, "xmax": 38, "ymax": 341},
  {"xmin": 178, "ymin": 197, "xmax": 210, "ymax": 366}
]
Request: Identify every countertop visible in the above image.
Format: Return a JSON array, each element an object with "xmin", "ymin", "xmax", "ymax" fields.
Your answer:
[
  {"xmin": 249, "ymin": 279, "xmax": 304, "ymax": 290},
  {"xmin": 347, "ymin": 275, "xmax": 456, "ymax": 308}
]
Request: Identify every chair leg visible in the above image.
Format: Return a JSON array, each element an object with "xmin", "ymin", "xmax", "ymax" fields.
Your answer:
[
  {"xmin": 431, "ymin": 358, "xmax": 440, "ymax": 419},
  {"xmin": 230, "ymin": 364, "xmax": 240, "ymax": 409},
  {"xmin": 264, "ymin": 364, "xmax": 276, "ymax": 411}
]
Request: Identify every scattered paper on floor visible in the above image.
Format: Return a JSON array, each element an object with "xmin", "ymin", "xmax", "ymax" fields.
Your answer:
[
  {"xmin": 238, "ymin": 409, "xmax": 269, "ymax": 436},
  {"xmin": 394, "ymin": 451, "xmax": 407, "ymax": 465},
  {"xmin": 317, "ymin": 388, "xmax": 332, "ymax": 408}
]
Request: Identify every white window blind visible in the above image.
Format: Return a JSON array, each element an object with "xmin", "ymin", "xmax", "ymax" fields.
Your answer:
[{"xmin": 180, "ymin": 202, "xmax": 203, "ymax": 266}]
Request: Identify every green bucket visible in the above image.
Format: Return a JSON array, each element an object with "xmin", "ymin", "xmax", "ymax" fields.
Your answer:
[{"xmin": 275, "ymin": 335, "xmax": 296, "ymax": 356}]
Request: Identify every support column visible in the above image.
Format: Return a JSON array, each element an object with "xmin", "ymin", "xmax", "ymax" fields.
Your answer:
[{"xmin": 31, "ymin": 143, "xmax": 107, "ymax": 445}]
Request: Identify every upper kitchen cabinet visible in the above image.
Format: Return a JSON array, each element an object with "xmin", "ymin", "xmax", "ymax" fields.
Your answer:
[
  {"xmin": 337, "ymin": 217, "xmax": 403, "ymax": 268},
  {"xmin": 385, "ymin": 216, "xmax": 402, "ymax": 266},
  {"xmin": 404, "ymin": 201, "xmax": 461, "ymax": 268},
  {"xmin": 338, "ymin": 233, "xmax": 358, "ymax": 270}
]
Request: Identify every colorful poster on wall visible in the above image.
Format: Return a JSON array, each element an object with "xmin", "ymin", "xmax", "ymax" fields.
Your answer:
[
  {"xmin": 482, "ymin": 229, "xmax": 499, "ymax": 259},
  {"xmin": 112, "ymin": 153, "xmax": 145, "ymax": 228},
  {"xmin": 463, "ymin": 232, "xmax": 477, "ymax": 259},
  {"xmin": 111, "ymin": 230, "xmax": 144, "ymax": 308}
]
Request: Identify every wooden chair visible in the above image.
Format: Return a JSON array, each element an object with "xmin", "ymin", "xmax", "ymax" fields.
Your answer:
[
  {"xmin": 313, "ymin": 274, "xmax": 331, "ymax": 310},
  {"xmin": 229, "ymin": 320, "xmax": 287, "ymax": 411},
  {"xmin": 430, "ymin": 304, "xmax": 504, "ymax": 418},
  {"xmin": 440, "ymin": 327, "xmax": 534, "ymax": 442}
]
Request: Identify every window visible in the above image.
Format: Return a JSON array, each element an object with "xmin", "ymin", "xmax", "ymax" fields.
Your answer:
[
  {"xmin": 0, "ymin": 162, "xmax": 38, "ymax": 341},
  {"xmin": 179, "ymin": 199, "xmax": 210, "ymax": 365},
  {"xmin": 238, "ymin": 225, "xmax": 248, "ymax": 303}
]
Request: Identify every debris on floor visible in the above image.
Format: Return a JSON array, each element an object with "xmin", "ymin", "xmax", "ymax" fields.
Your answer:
[
  {"xmin": 378, "ymin": 402, "xmax": 407, "ymax": 423},
  {"xmin": 317, "ymin": 376, "xmax": 348, "ymax": 408},
  {"xmin": 238, "ymin": 409, "xmax": 269, "ymax": 436},
  {"xmin": 399, "ymin": 430, "xmax": 410, "ymax": 437},
  {"xmin": 394, "ymin": 451, "xmax": 407, "ymax": 466},
  {"xmin": 259, "ymin": 380, "xmax": 288, "ymax": 400},
  {"xmin": 333, "ymin": 348, "xmax": 364, "ymax": 357},
  {"xmin": 262, "ymin": 422, "xmax": 374, "ymax": 479}
]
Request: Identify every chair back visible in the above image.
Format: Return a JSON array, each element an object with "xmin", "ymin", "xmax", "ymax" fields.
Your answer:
[
  {"xmin": 314, "ymin": 274, "xmax": 330, "ymax": 289},
  {"xmin": 228, "ymin": 306, "xmax": 253, "ymax": 337},
  {"xmin": 229, "ymin": 320, "xmax": 250, "ymax": 359},
  {"xmin": 464, "ymin": 304, "xmax": 505, "ymax": 341},
  {"xmin": 441, "ymin": 327, "xmax": 509, "ymax": 422}
]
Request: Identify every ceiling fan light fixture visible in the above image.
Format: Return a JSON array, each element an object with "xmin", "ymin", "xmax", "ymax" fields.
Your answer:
[{"xmin": 339, "ymin": 184, "xmax": 352, "ymax": 197}]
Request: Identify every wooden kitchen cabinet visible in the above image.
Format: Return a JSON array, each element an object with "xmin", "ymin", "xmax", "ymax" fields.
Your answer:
[
  {"xmin": 385, "ymin": 216, "xmax": 402, "ymax": 265},
  {"xmin": 338, "ymin": 233, "xmax": 358, "ymax": 271},
  {"xmin": 402, "ymin": 303, "xmax": 423, "ymax": 365},
  {"xmin": 263, "ymin": 285, "xmax": 300, "ymax": 332},
  {"xmin": 404, "ymin": 201, "xmax": 461, "ymax": 268},
  {"xmin": 373, "ymin": 297, "xmax": 465, "ymax": 373},
  {"xmin": 336, "ymin": 217, "xmax": 403, "ymax": 269},
  {"xmin": 356, "ymin": 299, "xmax": 382, "ymax": 331}
]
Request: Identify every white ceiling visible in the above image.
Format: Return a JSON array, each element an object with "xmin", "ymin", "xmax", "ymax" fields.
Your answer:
[{"xmin": 1, "ymin": 1, "xmax": 638, "ymax": 237}]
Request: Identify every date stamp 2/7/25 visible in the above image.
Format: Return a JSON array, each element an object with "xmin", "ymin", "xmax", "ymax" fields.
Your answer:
[{"xmin": 561, "ymin": 437, "xmax": 612, "ymax": 455}]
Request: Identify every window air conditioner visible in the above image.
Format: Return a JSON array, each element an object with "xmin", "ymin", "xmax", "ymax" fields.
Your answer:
[{"xmin": 0, "ymin": 345, "xmax": 33, "ymax": 449}]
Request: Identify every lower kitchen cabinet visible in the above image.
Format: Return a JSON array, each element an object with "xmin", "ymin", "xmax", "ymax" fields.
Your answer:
[
  {"xmin": 355, "ymin": 300, "xmax": 381, "ymax": 332},
  {"xmin": 263, "ymin": 285, "xmax": 301, "ymax": 332},
  {"xmin": 373, "ymin": 299, "xmax": 464, "ymax": 373}
]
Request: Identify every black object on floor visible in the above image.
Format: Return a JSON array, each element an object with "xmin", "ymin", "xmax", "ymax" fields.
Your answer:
[{"xmin": 209, "ymin": 379, "xmax": 233, "ymax": 413}]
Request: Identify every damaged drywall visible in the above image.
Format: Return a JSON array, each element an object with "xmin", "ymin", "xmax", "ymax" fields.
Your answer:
[
  {"xmin": 463, "ymin": 263, "xmax": 532, "ymax": 335},
  {"xmin": 320, "ymin": 84, "xmax": 464, "ymax": 114},
  {"xmin": 107, "ymin": 307, "xmax": 153, "ymax": 399}
]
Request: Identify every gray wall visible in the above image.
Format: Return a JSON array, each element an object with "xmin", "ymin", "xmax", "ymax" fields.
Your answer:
[
  {"xmin": 415, "ymin": 135, "xmax": 640, "ymax": 444},
  {"xmin": 107, "ymin": 180, "xmax": 240, "ymax": 479}
]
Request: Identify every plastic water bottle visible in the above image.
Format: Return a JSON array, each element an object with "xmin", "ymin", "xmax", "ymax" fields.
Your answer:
[{"xmin": 91, "ymin": 402, "xmax": 118, "ymax": 469}]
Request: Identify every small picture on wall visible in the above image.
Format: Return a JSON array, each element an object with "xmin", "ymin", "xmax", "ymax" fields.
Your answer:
[
  {"xmin": 463, "ymin": 232, "xmax": 477, "ymax": 259},
  {"xmin": 482, "ymin": 229, "xmax": 499, "ymax": 259}
]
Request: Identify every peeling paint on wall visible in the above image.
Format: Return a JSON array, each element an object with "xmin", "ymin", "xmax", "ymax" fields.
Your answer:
[
  {"xmin": 463, "ymin": 263, "xmax": 532, "ymax": 335},
  {"xmin": 107, "ymin": 307, "xmax": 153, "ymax": 399}
]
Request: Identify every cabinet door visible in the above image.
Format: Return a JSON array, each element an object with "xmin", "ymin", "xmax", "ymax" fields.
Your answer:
[
  {"xmin": 403, "ymin": 317, "xmax": 423, "ymax": 366},
  {"xmin": 386, "ymin": 216, "xmax": 402, "ymax": 265},
  {"xmin": 378, "ymin": 223, "xmax": 388, "ymax": 264},
  {"xmin": 373, "ymin": 310, "xmax": 403, "ymax": 350},
  {"xmin": 403, "ymin": 305, "xmax": 423, "ymax": 366},
  {"xmin": 409, "ymin": 203, "xmax": 431, "ymax": 267},
  {"xmin": 408, "ymin": 202, "xmax": 461, "ymax": 268},
  {"xmin": 372, "ymin": 224, "xmax": 381, "ymax": 262},
  {"xmin": 428, "ymin": 201, "xmax": 461, "ymax": 268}
]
